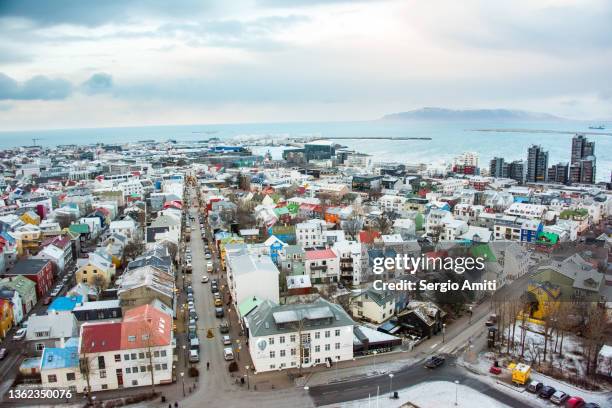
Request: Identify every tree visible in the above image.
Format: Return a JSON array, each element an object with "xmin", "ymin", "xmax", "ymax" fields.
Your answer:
[
  {"xmin": 238, "ymin": 173, "xmax": 251, "ymax": 191},
  {"xmin": 342, "ymin": 218, "xmax": 362, "ymax": 240},
  {"xmin": 373, "ymin": 213, "xmax": 392, "ymax": 235},
  {"xmin": 124, "ymin": 241, "xmax": 146, "ymax": 261}
]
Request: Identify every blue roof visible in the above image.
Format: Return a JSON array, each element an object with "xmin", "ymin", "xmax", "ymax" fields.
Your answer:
[
  {"xmin": 48, "ymin": 295, "xmax": 83, "ymax": 312},
  {"xmin": 41, "ymin": 345, "xmax": 79, "ymax": 370},
  {"xmin": 0, "ymin": 231, "xmax": 15, "ymax": 244}
]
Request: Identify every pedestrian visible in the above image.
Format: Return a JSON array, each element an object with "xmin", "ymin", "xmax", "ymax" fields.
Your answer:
[
  {"xmin": 174, "ymin": 402, "xmax": 178, "ymax": 408},
  {"xmin": 207, "ymin": 361, "xmax": 210, "ymax": 370}
]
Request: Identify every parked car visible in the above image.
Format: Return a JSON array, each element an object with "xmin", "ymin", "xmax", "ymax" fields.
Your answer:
[
  {"xmin": 215, "ymin": 307, "xmax": 224, "ymax": 318},
  {"xmin": 219, "ymin": 321, "xmax": 230, "ymax": 333},
  {"xmin": 538, "ymin": 386, "xmax": 556, "ymax": 399},
  {"xmin": 189, "ymin": 349, "xmax": 200, "ymax": 363},
  {"xmin": 424, "ymin": 355, "xmax": 445, "ymax": 369},
  {"xmin": 211, "ymin": 284, "xmax": 219, "ymax": 294},
  {"xmin": 222, "ymin": 335, "xmax": 231, "ymax": 345},
  {"xmin": 214, "ymin": 298, "xmax": 223, "ymax": 307},
  {"xmin": 13, "ymin": 328, "xmax": 27, "ymax": 341},
  {"xmin": 550, "ymin": 390, "xmax": 569, "ymax": 405},
  {"xmin": 223, "ymin": 347, "xmax": 234, "ymax": 361},
  {"xmin": 205, "ymin": 252, "xmax": 212, "ymax": 259},
  {"xmin": 565, "ymin": 398, "xmax": 585, "ymax": 408},
  {"xmin": 527, "ymin": 380, "xmax": 543, "ymax": 393},
  {"xmin": 207, "ymin": 261, "xmax": 213, "ymax": 272},
  {"xmin": 0, "ymin": 348, "xmax": 7, "ymax": 360}
]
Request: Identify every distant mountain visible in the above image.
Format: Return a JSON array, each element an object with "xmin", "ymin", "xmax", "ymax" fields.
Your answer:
[{"xmin": 381, "ymin": 107, "xmax": 564, "ymax": 121}]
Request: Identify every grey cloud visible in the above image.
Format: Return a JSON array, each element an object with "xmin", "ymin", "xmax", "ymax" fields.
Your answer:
[
  {"xmin": 0, "ymin": 0, "xmax": 210, "ymax": 27},
  {"xmin": 81, "ymin": 73, "xmax": 114, "ymax": 95},
  {"xmin": 0, "ymin": 73, "xmax": 72, "ymax": 100}
]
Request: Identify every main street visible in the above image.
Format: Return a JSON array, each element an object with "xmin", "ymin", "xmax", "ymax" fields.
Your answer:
[{"xmin": 308, "ymin": 356, "xmax": 531, "ymax": 407}]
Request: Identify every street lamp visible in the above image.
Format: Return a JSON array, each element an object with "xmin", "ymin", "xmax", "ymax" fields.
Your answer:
[
  {"xmin": 454, "ymin": 380, "xmax": 459, "ymax": 406},
  {"xmin": 468, "ymin": 306, "xmax": 473, "ymax": 324},
  {"xmin": 181, "ymin": 372, "xmax": 185, "ymax": 397},
  {"xmin": 388, "ymin": 373, "xmax": 394, "ymax": 398},
  {"xmin": 442, "ymin": 324, "xmax": 446, "ymax": 343},
  {"xmin": 372, "ymin": 350, "xmax": 378, "ymax": 373},
  {"xmin": 335, "ymin": 356, "xmax": 340, "ymax": 381},
  {"xmin": 182, "ymin": 345, "xmax": 187, "ymax": 367},
  {"xmin": 245, "ymin": 365, "xmax": 250, "ymax": 390}
]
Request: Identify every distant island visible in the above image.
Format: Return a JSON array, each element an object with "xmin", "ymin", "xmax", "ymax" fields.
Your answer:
[{"xmin": 381, "ymin": 107, "xmax": 565, "ymax": 121}]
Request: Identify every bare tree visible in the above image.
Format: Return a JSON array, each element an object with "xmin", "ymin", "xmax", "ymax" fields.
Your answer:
[
  {"xmin": 373, "ymin": 213, "xmax": 392, "ymax": 235},
  {"xmin": 342, "ymin": 218, "xmax": 362, "ymax": 240},
  {"xmin": 124, "ymin": 241, "xmax": 146, "ymax": 261}
]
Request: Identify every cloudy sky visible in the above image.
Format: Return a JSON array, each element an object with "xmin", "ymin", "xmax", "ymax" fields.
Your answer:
[{"xmin": 0, "ymin": 0, "xmax": 611, "ymax": 130}]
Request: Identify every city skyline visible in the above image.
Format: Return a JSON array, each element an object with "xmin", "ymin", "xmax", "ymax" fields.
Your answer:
[{"xmin": 0, "ymin": 0, "xmax": 612, "ymax": 130}]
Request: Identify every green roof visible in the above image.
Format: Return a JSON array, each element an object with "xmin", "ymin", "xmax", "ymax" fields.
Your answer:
[
  {"xmin": 470, "ymin": 244, "xmax": 496, "ymax": 262},
  {"xmin": 69, "ymin": 223, "xmax": 89, "ymax": 234},
  {"xmin": 274, "ymin": 207, "xmax": 290, "ymax": 216},
  {"xmin": 238, "ymin": 296, "xmax": 263, "ymax": 318},
  {"xmin": 536, "ymin": 231, "xmax": 559, "ymax": 245}
]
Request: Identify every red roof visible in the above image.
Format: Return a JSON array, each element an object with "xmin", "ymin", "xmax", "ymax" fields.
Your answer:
[
  {"xmin": 358, "ymin": 230, "xmax": 381, "ymax": 244},
  {"xmin": 80, "ymin": 305, "xmax": 171, "ymax": 353},
  {"xmin": 81, "ymin": 322, "xmax": 122, "ymax": 353},
  {"xmin": 305, "ymin": 248, "xmax": 337, "ymax": 261}
]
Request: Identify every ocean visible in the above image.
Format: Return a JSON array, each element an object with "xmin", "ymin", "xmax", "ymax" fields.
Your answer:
[{"xmin": 0, "ymin": 120, "xmax": 610, "ymax": 181}]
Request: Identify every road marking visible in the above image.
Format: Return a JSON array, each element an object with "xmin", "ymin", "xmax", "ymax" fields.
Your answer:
[{"xmin": 430, "ymin": 343, "xmax": 439, "ymax": 349}]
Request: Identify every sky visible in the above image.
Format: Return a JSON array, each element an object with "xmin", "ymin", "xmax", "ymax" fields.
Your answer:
[{"xmin": 0, "ymin": 0, "xmax": 611, "ymax": 130}]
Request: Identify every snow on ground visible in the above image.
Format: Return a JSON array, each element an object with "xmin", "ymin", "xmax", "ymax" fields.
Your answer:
[{"xmin": 322, "ymin": 381, "xmax": 511, "ymax": 408}]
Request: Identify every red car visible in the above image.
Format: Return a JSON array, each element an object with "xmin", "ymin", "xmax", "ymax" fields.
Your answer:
[
  {"xmin": 566, "ymin": 396, "xmax": 585, "ymax": 408},
  {"xmin": 489, "ymin": 366, "xmax": 502, "ymax": 375}
]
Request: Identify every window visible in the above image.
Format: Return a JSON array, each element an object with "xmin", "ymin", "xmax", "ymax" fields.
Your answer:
[
  {"xmin": 131, "ymin": 353, "xmax": 137, "ymax": 360},
  {"xmin": 325, "ymin": 330, "xmax": 330, "ymax": 338},
  {"xmin": 132, "ymin": 367, "xmax": 138, "ymax": 373},
  {"xmin": 154, "ymin": 351, "xmax": 160, "ymax": 357},
  {"xmin": 291, "ymin": 361, "xmax": 296, "ymax": 366},
  {"xmin": 146, "ymin": 352, "xmax": 151, "ymax": 358},
  {"xmin": 325, "ymin": 344, "xmax": 330, "ymax": 351},
  {"xmin": 147, "ymin": 365, "xmax": 152, "ymax": 372},
  {"xmin": 128, "ymin": 335, "xmax": 136, "ymax": 342},
  {"xmin": 161, "ymin": 363, "xmax": 168, "ymax": 370},
  {"xmin": 48, "ymin": 374, "xmax": 57, "ymax": 383},
  {"xmin": 35, "ymin": 331, "xmax": 50, "ymax": 338},
  {"xmin": 155, "ymin": 364, "xmax": 161, "ymax": 371},
  {"xmin": 335, "ymin": 329, "xmax": 340, "ymax": 336},
  {"xmin": 314, "ymin": 332, "xmax": 320, "ymax": 339},
  {"xmin": 270, "ymin": 351, "xmax": 275, "ymax": 358},
  {"xmin": 140, "ymin": 366, "xmax": 146, "ymax": 372},
  {"xmin": 132, "ymin": 380, "xmax": 138, "ymax": 386},
  {"xmin": 270, "ymin": 364, "xmax": 276, "ymax": 369},
  {"xmin": 124, "ymin": 354, "xmax": 130, "ymax": 361},
  {"xmin": 280, "ymin": 350, "xmax": 286, "ymax": 357},
  {"xmin": 160, "ymin": 350, "xmax": 167, "ymax": 357},
  {"xmin": 101, "ymin": 384, "xmax": 108, "ymax": 390},
  {"xmin": 315, "ymin": 345, "xmax": 320, "ymax": 353},
  {"xmin": 99, "ymin": 370, "xmax": 106, "ymax": 379},
  {"xmin": 290, "ymin": 335, "xmax": 296, "ymax": 342},
  {"xmin": 125, "ymin": 368, "xmax": 131, "ymax": 374},
  {"xmin": 291, "ymin": 348, "xmax": 296, "ymax": 356},
  {"xmin": 98, "ymin": 356, "xmax": 105, "ymax": 369},
  {"xmin": 335, "ymin": 343, "xmax": 340, "ymax": 350},
  {"xmin": 139, "ymin": 352, "xmax": 145, "ymax": 359},
  {"xmin": 315, "ymin": 358, "xmax": 321, "ymax": 364},
  {"xmin": 114, "ymin": 354, "xmax": 121, "ymax": 362},
  {"xmin": 279, "ymin": 336, "xmax": 285, "ymax": 344},
  {"xmin": 66, "ymin": 372, "xmax": 76, "ymax": 381},
  {"xmin": 269, "ymin": 337, "xmax": 275, "ymax": 345},
  {"xmin": 36, "ymin": 343, "xmax": 45, "ymax": 351}
]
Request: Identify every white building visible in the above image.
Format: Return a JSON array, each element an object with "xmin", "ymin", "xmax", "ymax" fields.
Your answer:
[
  {"xmin": 333, "ymin": 241, "xmax": 366, "ymax": 286},
  {"xmin": 226, "ymin": 250, "xmax": 280, "ymax": 308},
  {"xmin": 109, "ymin": 218, "xmax": 139, "ymax": 242},
  {"xmin": 504, "ymin": 203, "xmax": 547, "ymax": 220},
  {"xmin": 245, "ymin": 298, "xmax": 354, "ymax": 373},
  {"xmin": 296, "ymin": 219, "xmax": 327, "ymax": 248},
  {"xmin": 304, "ymin": 248, "xmax": 339, "ymax": 284}
]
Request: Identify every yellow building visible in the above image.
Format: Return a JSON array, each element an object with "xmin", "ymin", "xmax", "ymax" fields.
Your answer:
[
  {"xmin": 525, "ymin": 281, "xmax": 561, "ymax": 321},
  {"xmin": 20, "ymin": 210, "xmax": 41, "ymax": 225},
  {"xmin": 76, "ymin": 250, "xmax": 116, "ymax": 289},
  {"xmin": 0, "ymin": 298, "xmax": 14, "ymax": 340}
]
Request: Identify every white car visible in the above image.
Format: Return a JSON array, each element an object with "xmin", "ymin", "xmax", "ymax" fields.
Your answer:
[
  {"xmin": 13, "ymin": 328, "xmax": 27, "ymax": 341},
  {"xmin": 206, "ymin": 261, "xmax": 213, "ymax": 272},
  {"xmin": 205, "ymin": 253, "xmax": 212, "ymax": 259},
  {"xmin": 222, "ymin": 335, "xmax": 231, "ymax": 345},
  {"xmin": 223, "ymin": 347, "xmax": 234, "ymax": 361},
  {"xmin": 201, "ymin": 276, "xmax": 209, "ymax": 283}
]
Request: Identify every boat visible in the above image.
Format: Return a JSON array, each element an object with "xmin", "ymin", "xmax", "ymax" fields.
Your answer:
[{"xmin": 588, "ymin": 125, "xmax": 605, "ymax": 130}]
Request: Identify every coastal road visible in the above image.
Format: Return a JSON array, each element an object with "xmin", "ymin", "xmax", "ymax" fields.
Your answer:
[{"xmin": 308, "ymin": 356, "xmax": 531, "ymax": 407}]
